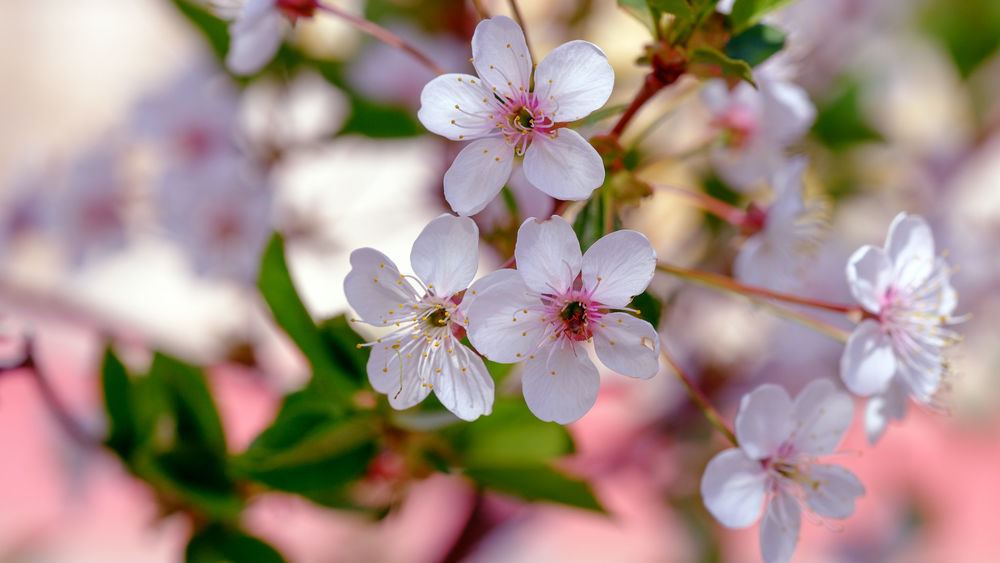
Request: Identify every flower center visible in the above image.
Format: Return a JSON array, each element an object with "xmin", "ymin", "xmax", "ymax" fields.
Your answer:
[
  {"xmin": 498, "ymin": 94, "xmax": 555, "ymax": 156},
  {"xmin": 512, "ymin": 106, "xmax": 534, "ymax": 129},
  {"xmin": 559, "ymin": 300, "xmax": 593, "ymax": 341},
  {"xmin": 422, "ymin": 305, "xmax": 451, "ymax": 328}
]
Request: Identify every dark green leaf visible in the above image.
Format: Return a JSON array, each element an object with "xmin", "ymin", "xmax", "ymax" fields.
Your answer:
[
  {"xmin": 465, "ymin": 465, "xmax": 605, "ymax": 513},
  {"xmin": 443, "ymin": 399, "xmax": 574, "ymax": 467},
  {"xmin": 186, "ymin": 524, "xmax": 286, "ymax": 563},
  {"xmin": 724, "ymin": 23, "xmax": 786, "ymax": 68},
  {"xmin": 101, "ymin": 348, "xmax": 136, "ymax": 458},
  {"xmin": 149, "ymin": 354, "xmax": 227, "ymax": 456},
  {"xmin": 921, "ymin": 0, "xmax": 1000, "ymax": 78},
  {"xmin": 573, "ymin": 196, "xmax": 605, "ymax": 253},
  {"xmin": 317, "ymin": 315, "xmax": 368, "ymax": 384},
  {"xmin": 172, "ymin": 0, "xmax": 230, "ymax": 62},
  {"xmin": 617, "ymin": 0, "xmax": 657, "ymax": 35},
  {"xmin": 340, "ymin": 95, "xmax": 422, "ymax": 138},
  {"xmin": 630, "ymin": 291, "xmax": 663, "ymax": 329},
  {"xmin": 728, "ymin": 0, "xmax": 797, "ymax": 33},
  {"xmin": 812, "ymin": 80, "xmax": 882, "ymax": 149},
  {"xmin": 689, "ymin": 47, "xmax": 756, "ymax": 86}
]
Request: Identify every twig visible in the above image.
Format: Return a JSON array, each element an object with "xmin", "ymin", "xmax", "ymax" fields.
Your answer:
[{"xmin": 659, "ymin": 341, "xmax": 737, "ymax": 446}]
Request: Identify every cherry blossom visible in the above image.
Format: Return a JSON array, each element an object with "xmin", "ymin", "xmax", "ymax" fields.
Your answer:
[
  {"xmin": 344, "ymin": 214, "xmax": 494, "ymax": 421},
  {"xmin": 701, "ymin": 380, "xmax": 865, "ymax": 563},
  {"xmin": 841, "ymin": 212, "xmax": 961, "ymax": 443},
  {"xmin": 222, "ymin": 0, "xmax": 319, "ymax": 76},
  {"xmin": 733, "ymin": 157, "xmax": 828, "ymax": 291},
  {"xmin": 417, "ymin": 16, "xmax": 614, "ymax": 216},
  {"xmin": 701, "ymin": 70, "xmax": 815, "ymax": 192},
  {"xmin": 466, "ymin": 215, "xmax": 658, "ymax": 424}
]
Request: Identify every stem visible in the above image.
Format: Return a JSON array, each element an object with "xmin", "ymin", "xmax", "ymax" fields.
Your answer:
[
  {"xmin": 655, "ymin": 263, "xmax": 855, "ymax": 342},
  {"xmin": 507, "ymin": 0, "xmax": 536, "ymax": 66},
  {"xmin": 610, "ymin": 73, "xmax": 668, "ymax": 138},
  {"xmin": 470, "ymin": 0, "xmax": 490, "ymax": 19},
  {"xmin": 316, "ymin": 2, "xmax": 447, "ymax": 76},
  {"xmin": 660, "ymin": 341, "xmax": 737, "ymax": 446},
  {"xmin": 650, "ymin": 183, "xmax": 747, "ymax": 226}
]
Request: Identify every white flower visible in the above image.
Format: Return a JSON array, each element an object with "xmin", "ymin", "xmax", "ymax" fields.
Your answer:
[
  {"xmin": 701, "ymin": 380, "xmax": 865, "ymax": 563},
  {"xmin": 841, "ymin": 213, "xmax": 961, "ymax": 443},
  {"xmin": 702, "ymin": 70, "xmax": 815, "ymax": 191},
  {"xmin": 417, "ymin": 15, "xmax": 614, "ymax": 216},
  {"xmin": 223, "ymin": 0, "xmax": 318, "ymax": 76},
  {"xmin": 466, "ymin": 215, "xmax": 659, "ymax": 424},
  {"xmin": 343, "ymin": 214, "xmax": 494, "ymax": 421},
  {"xmin": 734, "ymin": 157, "xmax": 828, "ymax": 291}
]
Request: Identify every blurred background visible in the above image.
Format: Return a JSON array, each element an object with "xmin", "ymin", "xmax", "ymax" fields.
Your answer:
[{"xmin": 0, "ymin": 0, "xmax": 999, "ymax": 561}]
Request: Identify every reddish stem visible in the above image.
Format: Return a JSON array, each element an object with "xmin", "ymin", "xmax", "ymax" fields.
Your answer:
[
  {"xmin": 610, "ymin": 73, "xmax": 668, "ymax": 138},
  {"xmin": 650, "ymin": 183, "xmax": 747, "ymax": 226},
  {"xmin": 660, "ymin": 341, "xmax": 737, "ymax": 446}
]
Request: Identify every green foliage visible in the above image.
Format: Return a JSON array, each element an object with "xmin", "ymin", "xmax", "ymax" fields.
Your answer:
[
  {"xmin": 318, "ymin": 315, "xmax": 369, "ymax": 385},
  {"xmin": 442, "ymin": 399, "xmax": 574, "ymax": 467},
  {"xmin": 728, "ymin": 0, "xmax": 797, "ymax": 33},
  {"xmin": 186, "ymin": 524, "xmax": 286, "ymax": 563},
  {"xmin": 464, "ymin": 465, "xmax": 605, "ymax": 513},
  {"xmin": 101, "ymin": 348, "xmax": 137, "ymax": 459},
  {"xmin": 811, "ymin": 80, "xmax": 883, "ymax": 149},
  {"xmin": 173, "ymin": 0, "xmax": 229, "ymax": 60},
  {"xmin": 630, "ymin": 291, "xmax": 663, "ymax": 329},
  {"xmin": 724, "ymin": 23, "xmax": 786, "ymax": 68},
  {"xmin": 340, "ymin": 95, "xmax": 423, "ymax": 138},
  {"xmin": 573, "ymin": 195, "xmax": 606, "ymax": 253},
  {"xmin": 688, "ymin": 47, "xmax": 756, "ymax": 86},
  {"xmin": 921, "ymin": 0, "xmax": 1000, "ymax": 78},
  {"xmin": 617, "ymin": 0, "xmax": 660, "ymax": 36}
]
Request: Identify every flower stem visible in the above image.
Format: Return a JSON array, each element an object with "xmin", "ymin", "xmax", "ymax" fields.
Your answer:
[
  {"xmin": 316, "ymin": 2, "xmax": 448, "ymax": 76},
  {"xmin": 649, "ymin": 183, "xmax": 747, "ymax": 227},
  {"xmin": 610, "ymin": 73, "xmax": 669, "ymax": 138},
  {"xmin": 507, "ymin": 0, "xmax": 537, "ymax": 67},
  {"xmin": 659, "ymin": 340, "xmax": 737, "ymax": 446},
  {"xmin": 655, "ymin": 262, "xmax": 855, "ymax": 342}
]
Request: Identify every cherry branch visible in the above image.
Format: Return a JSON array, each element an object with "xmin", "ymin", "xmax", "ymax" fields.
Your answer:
[
  {"xmin": 659, "ymin": 340, "xmax": 737, "ymax": 446},
  {"xmin": 649, "ymin": 183, "xmax": 747, "ymax": 227}
]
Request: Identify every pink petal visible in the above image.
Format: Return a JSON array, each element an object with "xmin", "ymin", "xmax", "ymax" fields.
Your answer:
[
  {"xmin": 581, "ymin": 229, "xmax": 657, "ymax": 308},
  {"xmin": 471, "ymin": 15, "xmax": 532, "ymax": 98},
  {"xmin": 443, "ymin": 137, "xmax": 514, "ymax": 216},
  {"xmin": 466, "ymin": 275, "xmax": 546, "ymax": 363},
  {"xmin": 431, "ymin": 344, "xmax": 494, "ymax": 421},
  {"xmin": 513, "ymin": 215, "xmax": 582, "ymax": 294},
  {"xmin": 533, "ymin": 40, "xmax": 614, "ymax": 122},
  {"xmin": 522, "ymin": 128, "xmax": 605, "ymax": 200},
  {"xmin": 343, "ymin": 248, "xmax": 421, "ymax": 326},
  {"xmin": 700, "ymin": 448, "xmax": 768, "ymax": 529},
  {"xmin": 735, "ymin": 384, "xmax": 793, "ymax": 460},
  {"xmin": 520, "ymin": 341, "xmax": 600, "ymax": 424},
  {"xmin": 839, "ymin": 319, "xmax": 897, "ymax": 396},
  {"xmin": 760, "ymin": 491, "xmax": 801, "ymax": 563},
  {"xmin": 592, "ymin": 312, "xmax": 659, "ymax": 379},
  {"xmin": 410, "ymin": 214, "xmax": 479, "ymax": 297},
  {"xmin": 885, "ymin": 212, "xmax": 936, "ymax": 289},
  {"xmin": 845, "ymin": 245, "xmax": 892, "ymax": 313},
  {"xmin": 789, "ymin": 379, "xmax": 854, "ymax": 456},
  {"xmin": 417, "ymin": 73, "xmax": 497, "ymax": 141}
]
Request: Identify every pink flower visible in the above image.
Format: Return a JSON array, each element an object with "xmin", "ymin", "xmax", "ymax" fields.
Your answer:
[
  {"xmin": 343, "ymin": 214, "xmax": 494, "ymax": 421},
  {"xmin": 701, "ymin": 380, "xmax": 865, "ymax": 563},
  {"xmin": 417, "ymin": 16, "xmax": 614, "ymax": 216},
  {"xmin": 841, "ymin": 213, "xmax": 961, "ymax": 443},
  {"xmin": 223, "ymin": 0, "xmax": 319, "ymax": 76},
  {"xmin": 466, "ymin": 216, "xmax": 658, "ymax": 424}
]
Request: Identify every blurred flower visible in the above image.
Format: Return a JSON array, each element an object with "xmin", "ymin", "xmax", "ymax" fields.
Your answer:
[
  {"xmin": 701, "ymin": 70, "xmax": 815, "ymax": 192},
  {"xmin": 841, "ymin": 213, "xmax": 962, "ymax": 443},
  {"xmin": 734, "ymin": 157, "xmax": 828, "ymax": 291},
  {"xmin": 343, "ymin": 214, "xmax": 493, "ymax": 421},
  {"xmin": 467, "ymin": 215, "xmax": 658, "ymax": 424},
  {"xmin": 0, "ymin": 167, "xmax": 49, "ymax": 257},
  {"xmin": 222, "ymin": 0, "xmax": 318, "ymax": 75},
  {"xmin": 417, "ymin": 15, "xmax": 614, "ymax": 215},
  {"xmin": 701, "ymin": 380, "xmax": 864, "ymax": 563}
]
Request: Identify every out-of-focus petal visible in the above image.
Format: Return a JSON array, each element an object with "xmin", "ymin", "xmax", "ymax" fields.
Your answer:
[
  {"xmin": 735, "ymin": 384, "xmax": 793, "ymax": 460},
  {"xmin": 864, "ymin": 380, "xmax": 908, "ymax": 444},
  {"xmin": 845, "ymin": 245, "xmax": 891, "ymax": 313},
  {"xmin": 802, "ymin": 464, "xmax": 865, "ymax": 519},
  {"xmin": 760, "ymin": 491, "xmax": 801, "ymax": 563},
  {"xmin": 227, "ymin": 11, "xmax": 285, "ymax": 76},
  {"xmin": 839, "ymin": 319, "xmax": 896, "ymax": 396},
  {"xmin": 885, "ymin": 212, "xmax": 936, "ymax": 289},
  {"xmin": 790, "ymin": 379, "xmax": 853, "ymax": 456},
  {"xmin": 700, "ymin": 448, "xmax": 767, "ymax": 529}
]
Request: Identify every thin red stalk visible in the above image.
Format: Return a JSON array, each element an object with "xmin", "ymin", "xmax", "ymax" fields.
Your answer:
[
  {"xmin": 660, "ymin": 341, "xmax": 737, "ymax": 446},
  {"xmin": 610, "ymin": 73, "xmax": 668, "ymax": 138},
  {"xmin": 650, "ymin": 183, "xmax": 747, "ymax": 226},
  {"xmin": 316, "ymin": 2, "xmax": 448, "ymax": 75}
]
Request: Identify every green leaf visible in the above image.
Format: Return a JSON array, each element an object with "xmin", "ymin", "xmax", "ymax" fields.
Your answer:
[
  {"xmin": 728, "ymin": 0, "xmax": 797, "ymax": 33},
  {"xmin": 339, "ymin": 95, "xmax": 422, "ymax": 138},
  {"xmin": 572, "ymin": 196, "xmax": 605, "ymax": 253},
  {"xmin": 724, "ymin": 23, "xmax": 786, "ymax": 68},
  {"xmin": 186, "ymin": 524, "xmax": 286, "ymax": 563},
  {"xmin": 258, "ymin": 234, "xmax": 357, "ymax": 403},
  {"xmin": 688, "ymin": 46, "xmax": 756, "ymax": 86},
  {"xmin": 443, "ymin": 399, "xmax": 574, "ymax": 467},
  {"xmin": 465, "ymin": 465, "xmax": 605, "ymax": 513},
  {"xmin": 149, "ymin": 354, "xmax": 228, "ymax": 456},
  {"xmin": 172, "ymin": 0, "xmax": 230, "ymax": 62},
  {"xmin": 811, "ymin": 80, "xmax": 882, "ymax": 149},
  {"xmin": 101, "ymin": 348, "xmax": 136, "ymax": 459},
  {"xmin": 617, "ymin": 0, "xmax": 658, "ymax": 36},
  {"xmin": 317, "ymin": 315, "xmax": 368, "ymax": 385},
  {"xmin": 578, "ymin": 103, "xmax": 629, "ymax": 127},
  {"xmin": 921, "ymin": 0, "xmax": 1000, "ymax": 78},
  {"xmin": 630, "ymin": 291, "xmax": 663, "ymax": 329}
]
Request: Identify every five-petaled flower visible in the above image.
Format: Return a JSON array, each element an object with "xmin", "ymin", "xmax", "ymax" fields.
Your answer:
[
  {"xmin": 417, "ymin": 15, "xmax": 614, "ymax": 216},
  {"xmin": 701, "ymin": 380, "xmax": 865, "ymax": 563},
  {"xmin": 223, "ymin": 0, "xmax": 320, "ymax": 76},
  {"xmin": 841, "ymin": 212, "xmax": 961, "ymax": 443},
  {"xmin": 466, "ymin": 215, "xmax": 659, "ymax": 424},
  {"xmin": 344, "ymin": 214, "xmax": 494, "ymax": 421}
]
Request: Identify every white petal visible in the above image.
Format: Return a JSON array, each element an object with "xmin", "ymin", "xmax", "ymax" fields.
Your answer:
[
  {"xmin": 466, "ymin": 275, "xmax": 546, "ymax": 363},
  {"xmin": 417, "ymin": 73, "xmax": 498, "ymax": 141},
  {"xmin": 771, "ymin": 155, "xmax": 809, "ymax": 198},
  {"xmin": 864, "ymin": 381, "xmax": 908, "ymax": 444},
  {"xmin": 733, "ymin": 235, "xmax": 799, "ymax": 292},
  {"xmin": 760, "ymin": 492, "xmax": 801, "ymax": 563},
  {"xmin": 840, "ymin": 320, "xmax": 896, "ymax": 396},
  {"xmin": 471, "ymin": 15, "xmax": 532, "ymax": 97},
  {"xmin": 343, "ymin": 248, "xmax": 420, "ymax": 326},
  {"xmin": 735, "ymin": 384, "xmax": 793, "ymax": 460},
  {"xmin": 711, "ymin": 141, "xmax": 785, "ymax": 192},
  {"xmin": 522, "ymin": 128, "xmax": 605, "ymax": 200},
  {"xmin": 845, "ymin": 245, "xmax": 892, "ymax": 313},
  {"xmin": 514, "ymin": 215, "xmax": 581, "ymax": 294},
  {"xmin": 367, "ymin": 338, "xmax": 432, "ymax": 410},
  {"xmin": 592, "ymin": 312, "xmax": 660, "ymax": 379},
  {"xmin": 410, "ymin": 214, "xmax": 479, "ymax": 297},
  {"xmin": 444, "ymin": 137, "xmax": 515, "ymax": 216},
  {"xmin": 431, "ymin": 344, "xmax": 494, "ymax": 421},
  {"xmin": 790, "ymin": 379, "xmax": 854, "ymax": 456},
  {"xmin": 521, "ymin": 340, "xmax": 600, "ymax": 424},
  {"xmin": 761, "ymin": 78, "xmax": 816, "ymax": 145},
  {"xmin": 895, "ymin": 350, "xmax": 940, "ymax": 403},
  {"xmin": 465, "ymin": 268, "xmax": 522, "ymax": 300},
  {"xmin": 581, "ymin": 229, "xmax": 657, "ymax": 308},
  {"xmin": 700, "ymin": 448, "xmax": 768, "ymax": 529},
  {"xmin": 802, "ymin": 464, "xmax": 865, "ymax": 519},
  {"xmin": 533, "ymin": 40, "xmax": 614, "ymax": 122},
  {"xmin": 226, "ymin": 12, "xmax": 285, "ymax": 76},
  {"xmin": 885, "ymin": 213, "xmax": 936, "ymax": 289}
]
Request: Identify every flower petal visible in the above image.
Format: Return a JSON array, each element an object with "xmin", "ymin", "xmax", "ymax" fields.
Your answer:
[
  {"xmin": 735, "ymin": 384, "xmax": 793, "ymax": 460},
  {"xmin": 592, "ymin": 312, "xmax": 660, "ymax": 379},
  {"xmin": 885, "ymin": 213, "xmax": 936, "ymax": 289},
  {"xmin": 227, "ymin": 11, "xmax": 285, "ymax": 76},
  {"xmin": 417, "ymin": 73, "xmax": 497, "ymax": 141},
  {"xmin": 367, "ymin": 338, "xmax": 432, "ymax": 410},
  {"xmin": 410, "ymin": 214, "xmax": 479, "ymax": 297},
  {"xmin": 840, "ymin": 319, "xmax": 896, "ymax": 396},
  {"xmin": 514, "ymin": 215, "xmax": 582, "ymax": 294},
  {"xmin": 760, "ymin": 491, "xmax": 801, "ymax": 563},
  {"xmin": 581, "ymin": 229, "xmax": 657, "ymax": 308},
  {"xmin": 432, "ymin": 344, "xmax": 494, "ymax": 421},
  {"xmin": 521, "ymin": 340, "xmax": 600, "ymax": 424},
  {"xmin": 864, "ymin": 380, "xmax": 908, "ymax": 444},
  {"xmin": 733, "ymin": 234, "xmax": 799, "ymax": 292},
  {"xmin": 700, "ymin": 448, "xmax": 768, "ymax": 529},
  {"xmin": 761, "ymin": 78, "xmax": 816, "ymax": 145},
  {"xmin": 522, "ymin": 128, "xmax": 605, "ymax": 200},
  {"xmin": 802, "ymin": 464, "xmax": 865, "ymax": 519},
  {"xmin": 466, "ymin": 275, "xmax": 546, "ymax": 363},
  {"xmin": 845, "ymin": 245, "xmax": 892, "ymax": 313},
  {"xmin": 471, "ymin": 15, "xmax": 532, "ymax": 97},
  {"xmin": 533, "ymin": 40, "xmax": 614, "ymax": 122},
  {"xmin": 444, "ymin": 137, "xmax": 515, "ymax": 216},
  {"xmin": 790, "ymin": 379, "xmax": 854, "ymax": 456},
  {"xmin": 343, "ymin": 248, "xmax": 421, "ymax": 326}
]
